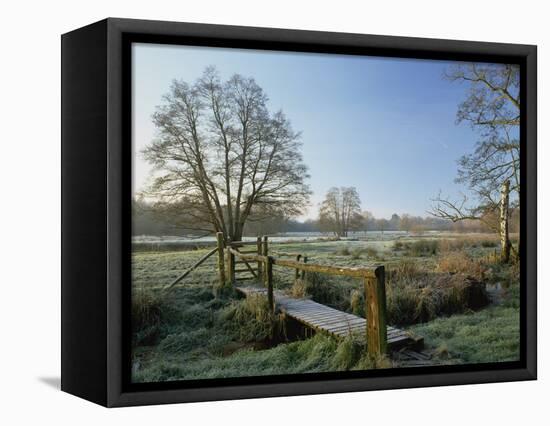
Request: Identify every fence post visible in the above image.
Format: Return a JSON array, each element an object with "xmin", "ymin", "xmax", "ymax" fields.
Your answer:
[
  {"xmin": 364, "ymin": 266, "xmax": 387, "ymax": 357},
  {"xmin": 262, "ymin": 236, "xmax": 269, "ymax": 280},
  {"xmin": 265, "ymin": 255, "xmax": 274, "ymax": 314},
  {"xmin": 257, "ymin": 236, "xmax": 262, "ymax": 279},
  {"xmin": 216, "ymin": 232, "xmax": 226, "ymax": 286},
  {"xmin": 294, "ymin": 254, "xmax": 302, "ymax": 283},
  {"xmin": 226, "ymin": 247, "xmax": 235, "ymax": 285}
]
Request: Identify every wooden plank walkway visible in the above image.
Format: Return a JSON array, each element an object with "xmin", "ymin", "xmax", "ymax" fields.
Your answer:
[{"xmin": 236, "ymin": 286, "xmax": 423, "ymax": 351}]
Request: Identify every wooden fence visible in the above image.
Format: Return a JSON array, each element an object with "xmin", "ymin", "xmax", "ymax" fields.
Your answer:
[
  {"xmin": 217, "ymin": 232, "xmax": 388, "ymax": 356},
  {"xmin": 162, "ymin": 232, "xmax": 388, "ymax": 355}
]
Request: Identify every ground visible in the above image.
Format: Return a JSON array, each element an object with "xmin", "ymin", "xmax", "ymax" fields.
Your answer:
[{"xmin": 131, "ymin": 232, "xmax": 520, "ymax": 383}]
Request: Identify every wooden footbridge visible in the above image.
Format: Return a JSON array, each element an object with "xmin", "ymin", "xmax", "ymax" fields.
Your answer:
[
  {"xmin": 235, "ymin": 286, "xmax": 421, "ymax": 351},
  {"xmin": 165, "ymin": 232, "xmax": 426, "ymax": 359},
  {"xmin": 222, "ymin": 234, "xmax": 426, "ymax": 357}
]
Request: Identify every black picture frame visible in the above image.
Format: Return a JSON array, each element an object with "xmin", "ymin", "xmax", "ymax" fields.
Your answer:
[{"xmin": 61, "ymin": 17, "xmax": 537, "ymax": 407}]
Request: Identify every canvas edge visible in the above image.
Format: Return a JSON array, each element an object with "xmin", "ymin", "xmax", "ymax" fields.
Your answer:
[{"xmin": 61, "ymin": 18, "xmax": 110, "ymax": 406}]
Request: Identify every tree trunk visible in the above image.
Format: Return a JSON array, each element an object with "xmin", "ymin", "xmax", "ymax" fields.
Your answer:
[
  {"xmin": 231, "ymin": 223, "xmax": 244, "ymax": 242},
  {"xmin": 500, "ymin": 180, "xmax": 511, "ymax": 264}
]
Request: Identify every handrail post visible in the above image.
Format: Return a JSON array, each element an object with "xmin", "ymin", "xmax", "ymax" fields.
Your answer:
[
  {"xmin": 364, "ymin": 266, "xmax": 387, "ymax": 357},
  {"xmin": 301, "ymin": 256, "xmax": 308, "ymax": 280},
  {"xmin": 256, "ymin": 236, "xmax": 262, "ymax": 279},
  {"xmin": 216, "ymin": 232, "xmax": 226, "ymax": 286},
  {"xmin": 294, "ymin": 254, "xmax": 302, "ymax": 283},
  {"xmin": 226, "ymin": 247, "xmax": 235, "ymax": 286},
  {"xmin": 265, "ymin": 255, "xmax": 274, "ymax": 314}
]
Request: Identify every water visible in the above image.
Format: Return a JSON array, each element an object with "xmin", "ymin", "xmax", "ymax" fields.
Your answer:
[{"xmin": 132, "ymin": 230, "xmax": 411, "ymax": 244}]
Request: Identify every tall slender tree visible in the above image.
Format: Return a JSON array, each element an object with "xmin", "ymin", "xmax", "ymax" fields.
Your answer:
[{"xmin": 431, "ymin": 63, "xmax": 519, "ymax": 263}]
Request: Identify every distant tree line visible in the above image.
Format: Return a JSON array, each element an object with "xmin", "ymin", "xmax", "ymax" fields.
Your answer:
[{"xmin": 133, "ymin": 197, "xmax": 518, "ymax": 237}]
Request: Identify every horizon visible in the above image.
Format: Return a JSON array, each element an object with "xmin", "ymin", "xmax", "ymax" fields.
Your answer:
[{"xmin": 132, "ymin": 43, "xmax": 483, "ymax": 220}]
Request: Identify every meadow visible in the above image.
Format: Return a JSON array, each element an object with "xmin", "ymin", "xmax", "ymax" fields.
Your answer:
[{"xmin": 131, "ymin": 232, "xmax": 520, "ymax": 383}]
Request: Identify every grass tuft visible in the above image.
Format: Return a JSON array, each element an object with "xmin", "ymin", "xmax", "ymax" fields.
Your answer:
[
  {"xmin": 336, "ymin": 246, "xmax": 351, "ymax": 256},
  {"xmin": 437, "ymin": 252, "xmax": 486, "ymax": 280},
  {"xmin": 221, "ymin": 294, "xmax": 283, "ymax": 342},
  {"xmin": 406, "ymin": 240, "xmax": 439, "ymax": 257},
  {"xmin": 331, "ymin": 334, "xmax": 363, "ymax": 370}
]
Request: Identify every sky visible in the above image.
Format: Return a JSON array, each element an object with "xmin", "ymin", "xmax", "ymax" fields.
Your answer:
[{"xmin": 132, "ymin": 42, "xmax": 484, "ymax": 220}]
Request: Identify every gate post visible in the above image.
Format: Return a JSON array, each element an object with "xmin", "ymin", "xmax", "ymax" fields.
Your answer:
[
  {"xmin": 261, "ymin": 235, "xmax": 269, "ymax": 280},
  {"xmin": 265, "ymin": 255, "xmax": 274, "ymax": 314},
  {"xmin": 216, "ymin": 232, "xmax": 225, "ymax": 286},
  {"xmin": 364, "ymin": 266, "xmax": 387, "ymax": 356},
  {"xmin": 226, "ymin": 247, "xmax": 235, "ymax": 286},
  {"xmin": 256, "ymin": 236, "xmax": 262, "ymax": 278}
]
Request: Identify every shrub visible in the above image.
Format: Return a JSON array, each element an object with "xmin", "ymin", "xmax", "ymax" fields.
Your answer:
[
  {"xmin": 407, "ymin": 239, "xmax": 439, "ymax": 257},
  {"xmin": 386, "ymin": 267, "xmax": 489, "ymax": 326},
  {"xmin": 350, "ymin": 289, "xmax": 364, "ymax": 316},
  {"xmin": 392, "ymin": 240, "xmax": 404, "ymax": 251},
  {"xmin": 221, "ymin": 294, "xmax": 282, "ymax": 342},
  {"xmin": 331, "ymin": 334, "xmax": 363, "ymax": 370},
  {"xmin": 159, "ymin": 328, "xmax": 211, "ymax": 354},
  {"xmin": 132, "ymin": 290, "xmax": 181, "ymax": 345},
  {"xmin": 336, "ymin": 246, "xmax": 351, "ymax": 256},
  {"xmin": 439, "ymin": 236, "xmax": 498, "ymax": 252},
  {"xmin": 437, "ymin": 252, "xmax": 486, "ymax": 281},
  {"xmin": 481, "ymin": 239, "xmax": 498, "ymax": 248},
  {"xmin": 179, "ymin": 304, "xmax": 213, "ymax": 330},
  {"xmin": 365, "ymin": 247, "xmax": 379, "ymax": 258},
  {"xmin": 390, "ymin": 258, "xmax": 421, "ymax": 281},
  {"xmin": 298, "ymin": 257, "xmax": 488, "ymax": 327},
  {"xmin": 438, "ymin": 238, "xmax": 464, "ymax": 252},
  {"xmin": 353, "ymin": 353, "xmax": 392, "ymax": 370},
  {"xmin": 351, "ymin": 248, "xmax": 363, "ymax": 259},
  {"xmin": 132, "ymin": 291, "xmax": 163, "ymax": 332},
  {"xmin": 386, "ymin": 287, "xmax": 419, "ymax": 325},
  {"xmin": 290, "ymin": 278, "xmax": 307, "ymax": 298},
  {"xmin": 434, "ymin": 343, "xmax": 450, "ymax": 359},
  {"xmin": 302, "ymin": 272, "xmax": 350, "ymax": 310}
]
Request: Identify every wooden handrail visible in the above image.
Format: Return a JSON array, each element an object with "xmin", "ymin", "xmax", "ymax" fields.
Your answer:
[
  {"xmin": 270, "ymin": 250, "xmax": 306, "ymax": 257},
  {"xmin": 227, "ymin": 240, "xmax": 259, "ymax": 247},
  {"xmin": 272, "ymin": 257, "xmax": 378, "ymax": 278},
  {"xmin": 229, "ymin": 247, "xmax": 376, "ymax": 278},
  {"xmin": 228, "ymin": 247, "xmax": 268, "ymax": 263}
]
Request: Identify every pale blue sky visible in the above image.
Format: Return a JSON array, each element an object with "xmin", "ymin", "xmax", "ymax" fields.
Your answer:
[{"xmin": 132, "ymin": 42, "xmax": 483, "ymax": 220}]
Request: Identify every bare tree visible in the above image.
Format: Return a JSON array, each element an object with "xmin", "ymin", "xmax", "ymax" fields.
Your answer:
[
  {"xmin": 376, "ymin": 218, "xmax": 388, "ymax": 235},
  {"xmin": 430, "ymin": 63, "xmax": 519, "ymax": 263},
  {"xmin": 142, "ymin": 67, "xmax": 311, "ymax": 242},
  {"xmin": 319, "ymin": 187, "xmax": 362, "ymax": 238},
  {"xmin": 399, "ymin": 214, "xmax": 413, "ymax": 233},
  {"xmin": 361, "ymin": 210, "xmax": 374, "ymax": 236}
]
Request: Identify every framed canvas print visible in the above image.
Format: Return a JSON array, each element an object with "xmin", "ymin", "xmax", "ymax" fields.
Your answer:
[{"xmin": 61, "ymin": 18, "xmax": 537, "ymax": 407}]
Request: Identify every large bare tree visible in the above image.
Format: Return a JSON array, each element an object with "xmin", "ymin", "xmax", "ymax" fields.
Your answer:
[
  {"xmin": 142, "ymin": 67, "xmax": 311, "ymax": 242},
  {"xmin": 319, "ymin": 187, "xmax": 362, "ymax": 238},
  {"xmin": 430, "ymin": 63, "xmax": 519, "ymax": 263}
]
